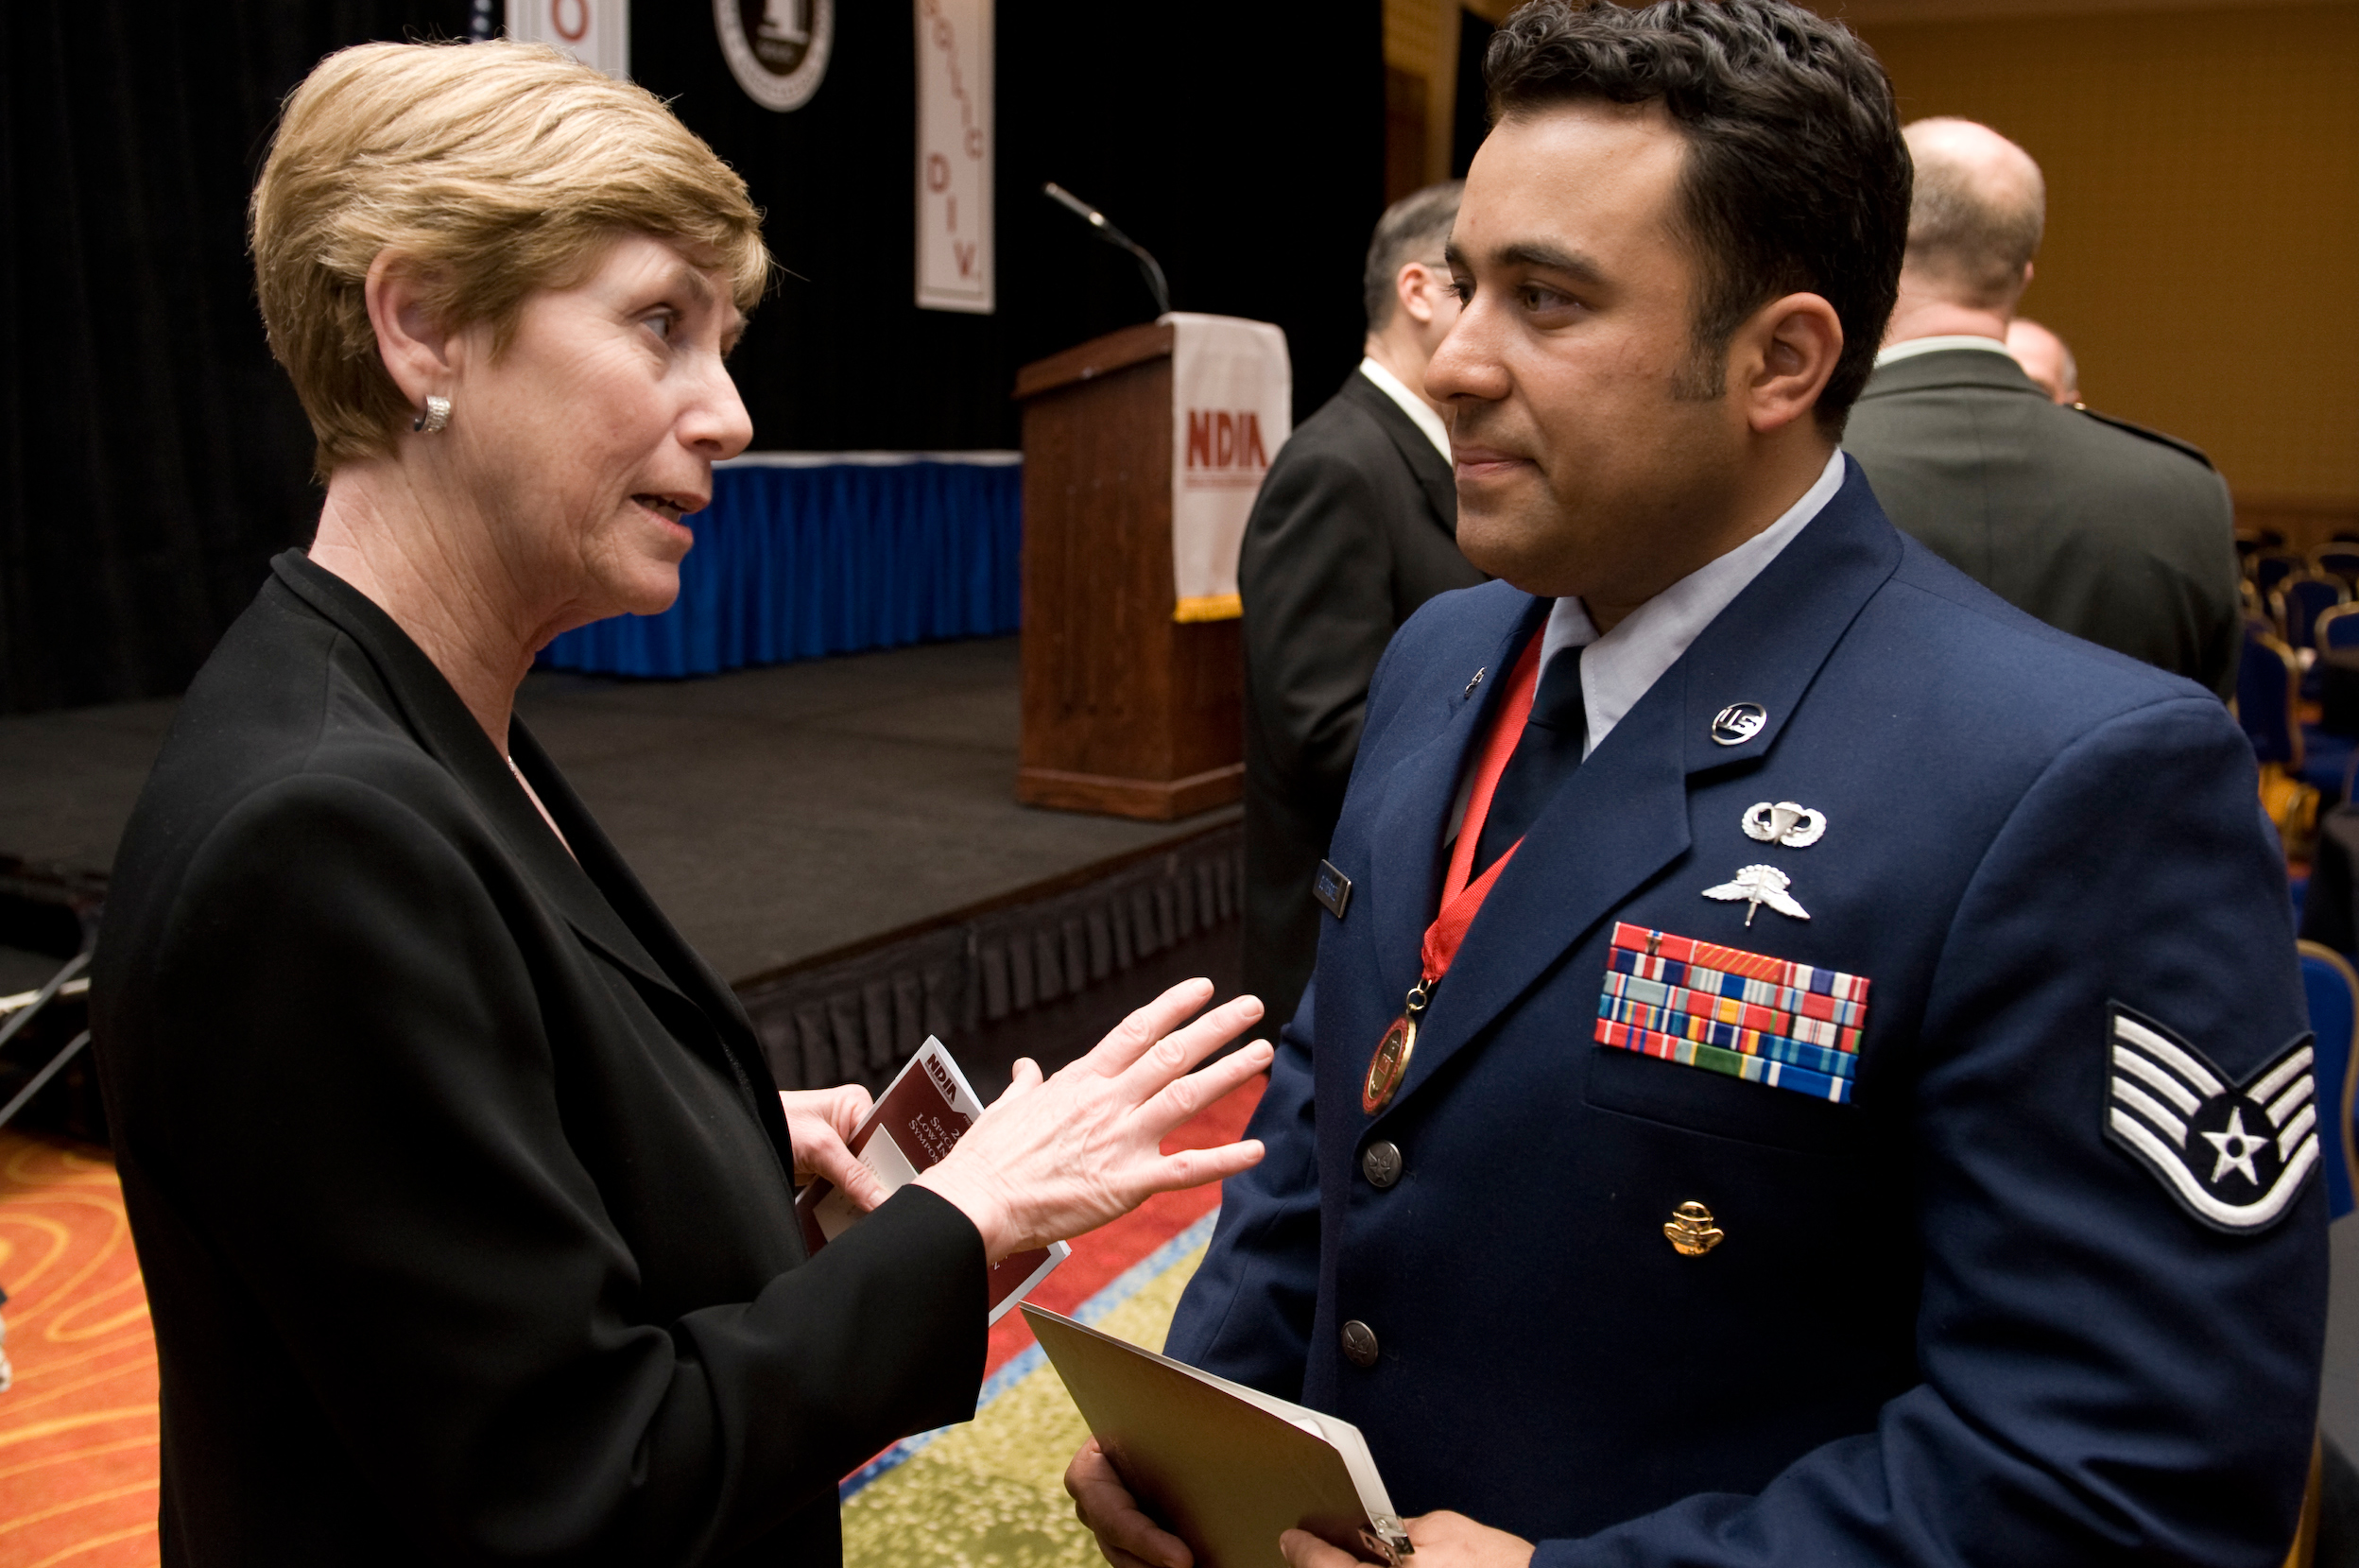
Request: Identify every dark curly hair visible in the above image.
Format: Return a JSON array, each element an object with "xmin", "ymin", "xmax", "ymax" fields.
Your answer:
[{"xmin": 1485, "ymin": 0, "xmax": 1910, "ymax": 433}]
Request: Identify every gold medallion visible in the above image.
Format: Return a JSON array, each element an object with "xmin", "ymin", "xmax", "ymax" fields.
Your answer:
[
  {"xmin": 1364, "ymin": 1013, "xmax": 1416, "ymax": 1114},
  {"xmin": 1364, "ymin": 981, "xmax": 1430, "ymax": 1115}
]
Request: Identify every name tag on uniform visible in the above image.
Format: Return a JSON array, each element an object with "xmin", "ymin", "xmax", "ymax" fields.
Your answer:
[
  {"xmin": 1593, "ymin": 922, "xmax": 1872, "ymax": 1104},
  {"xmin": 1313, "ymin": 860, "xmax": 1352, "ymax": 920}
]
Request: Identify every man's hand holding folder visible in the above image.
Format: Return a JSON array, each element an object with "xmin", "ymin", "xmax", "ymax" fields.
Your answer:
[
  {"xmin": 1068, "ymin": 1442, "xmax": 1534, "ymax": 1568},
  {"xmin": 1039, "ymin": 1305, "xmax": 1535, "ymax": 1568}
]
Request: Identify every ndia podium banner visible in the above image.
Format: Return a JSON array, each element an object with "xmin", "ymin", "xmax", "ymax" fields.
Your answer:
[{"xmin": 1165, "ymin": 314, "xmax": 1289, "ymax": 623}]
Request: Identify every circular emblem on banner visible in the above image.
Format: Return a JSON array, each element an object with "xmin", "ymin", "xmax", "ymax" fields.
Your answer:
[{"xmin": 716, "ymin": 0, "xmax": 834, "ymax": 112}]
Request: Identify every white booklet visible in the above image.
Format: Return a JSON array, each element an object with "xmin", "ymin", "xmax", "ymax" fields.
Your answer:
[{"xmin": 794, "ymin": 1037, "xmax": 1069, "ymax": 1325}]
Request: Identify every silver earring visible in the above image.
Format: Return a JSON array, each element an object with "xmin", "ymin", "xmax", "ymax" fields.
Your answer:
[{"xmin": 412, "ymin": 395, "xmax": 451, "ymax": 435}]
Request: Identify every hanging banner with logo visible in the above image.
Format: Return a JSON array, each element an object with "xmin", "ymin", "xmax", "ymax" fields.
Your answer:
[
  {"xmin": 717, "ymin": 0, "xmax": 834, "ymax": 111},
  {"xmin": 1168, "ymin": 314, "xmax": 1291, "ymax": 622},
  {"xmin": 507, "ymin": 0, "xmax": 629, "ymax": 78},
  {"xmin": 915, "ymin": 0, "xmax": 992, "ymax": 314}
]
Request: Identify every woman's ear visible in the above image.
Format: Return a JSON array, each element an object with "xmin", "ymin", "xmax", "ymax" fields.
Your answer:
[
  {"xmin": 364, "ymin": 252, "xmax": 458, "ymax": 407},
  {"xmin": 1738, "ymin": 292, "xmax": 1843, "ymax": 437}
]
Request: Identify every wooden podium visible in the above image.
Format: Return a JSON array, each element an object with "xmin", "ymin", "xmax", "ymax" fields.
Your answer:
[{"xmin": 1014, "ymin": 323, "xmax": 1245, "ymax": 820}]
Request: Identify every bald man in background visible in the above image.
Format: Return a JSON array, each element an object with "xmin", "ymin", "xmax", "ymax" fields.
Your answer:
[
  {"xmin": 1844, "ymin": 117, "xmax": 2239, "ymax": 698},
  {"xmin": 2006, "ymin": 317, "xmax": 2081, "ymax": 404}
]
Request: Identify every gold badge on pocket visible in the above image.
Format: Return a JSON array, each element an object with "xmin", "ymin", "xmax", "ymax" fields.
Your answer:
[{"xmin": 1663, "ymin": 1200, "xmax": 1724, "ymax": 1257}]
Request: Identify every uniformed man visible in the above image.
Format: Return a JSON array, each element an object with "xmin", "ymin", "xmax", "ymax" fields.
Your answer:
[
  {"xmin": 1843, "ymin": 117, "xmax": 2241, "ymax": 700},
  {"xmin": 1240, "ymin": 181, "xmax": 1489, "ymax": 1033},
  {"xmin": 1068, "ymin": 2, "xmax": 2322, "ymax": 1564}
]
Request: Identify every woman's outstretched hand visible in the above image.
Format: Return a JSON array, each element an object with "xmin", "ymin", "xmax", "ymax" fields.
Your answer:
[{"xmin": 915, "ymin": 979, "xmax": 1271, "ymax": 1262}]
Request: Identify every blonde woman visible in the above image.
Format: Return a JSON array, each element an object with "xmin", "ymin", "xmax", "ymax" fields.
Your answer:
[{"xmin": 91, "ymin": 41, "xmax": 1268, "ymax": 1565}]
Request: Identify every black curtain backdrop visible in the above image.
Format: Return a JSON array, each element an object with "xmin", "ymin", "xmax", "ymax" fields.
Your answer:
[
  {"xmin": 1453, "ymin": 8, "xmax": 1498, "ymax": 179},
  {"xmin": 0, "ymin": 2, "xmax": 1382, "ymax": 715}
]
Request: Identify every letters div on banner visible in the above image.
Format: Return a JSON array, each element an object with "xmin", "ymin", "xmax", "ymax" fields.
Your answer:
[
  {"xmin": 1168, "ymin": 314, "xmax": 1290, "ymax": 623},
  {"xmin": 508, "ymin": 0, "xmax": 629, "ymax": 78},
  {"xmin": 916, "ymin": 0, "xmax": 992, "ymax": 313}
]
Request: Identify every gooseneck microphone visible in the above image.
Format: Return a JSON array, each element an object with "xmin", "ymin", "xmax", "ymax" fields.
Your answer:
[{"xmin": 1042, "ymin": 182, "xmax": 1172, "ymax": 319}]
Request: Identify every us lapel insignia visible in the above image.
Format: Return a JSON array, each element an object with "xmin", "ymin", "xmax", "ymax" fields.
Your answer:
[
  {"xmin": 2106, "ymin": 1004, "xmax": 2317, "ymax": 1233},
  {"xmin": 1702, "ymin": 864, "xmax": 1810, "ymax": 925},
  {"xmin": 1596, "ymin": 923, "xmax": 1869, "ymax": 1105},
  {"xmin": 1711, "ymin": 702, "xmax": 1767, "ymax": 745}
]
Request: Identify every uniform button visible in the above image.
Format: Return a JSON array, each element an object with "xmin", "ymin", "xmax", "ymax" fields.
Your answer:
[
  {"xmin": 1361, "ymin": 1140, "xmax": 1403, "ymax": 1189},
  {"xmin": 1341, "ymin": 1319, "xmax": 1380, "ymax": 1368}
]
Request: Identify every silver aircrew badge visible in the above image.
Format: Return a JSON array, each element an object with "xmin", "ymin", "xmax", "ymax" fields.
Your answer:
[
  {"xmin": 1702, "ymin": 864, "xmax": 1809, "ymax": 926},
  {"xmin": 1743, "ymin": 801, "xmax": 1826, "ymax": 847},
  {"xmin": 2106, "ymin": 1004, "xmax": 2317, "ymax": 1233}
]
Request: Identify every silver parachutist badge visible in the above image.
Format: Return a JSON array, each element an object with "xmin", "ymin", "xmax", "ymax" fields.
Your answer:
[{"xmin": 1743, "ymin": 801, "xmax": 1826, "ymax": 848}]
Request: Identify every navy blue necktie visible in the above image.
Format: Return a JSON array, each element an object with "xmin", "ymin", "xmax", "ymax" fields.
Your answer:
[{"xmin": 1473, "ymin": 646, "xmax": 1588, "ymax": 878}]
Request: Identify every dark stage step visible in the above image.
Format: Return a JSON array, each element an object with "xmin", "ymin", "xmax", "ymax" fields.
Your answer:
[{"xmin": 0, "ymin": 635, "xmax": 1248, "ymax": 1134}]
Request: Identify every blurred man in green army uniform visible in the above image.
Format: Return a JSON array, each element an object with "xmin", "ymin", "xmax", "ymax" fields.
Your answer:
[{"xmin": 1844, "ymin": 117, "xmax": 2239, "ymax": 699}]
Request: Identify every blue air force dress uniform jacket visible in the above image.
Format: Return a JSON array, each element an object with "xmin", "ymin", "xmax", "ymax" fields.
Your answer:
[{"xmin": 1165, "ymin": 459, "xmax": 2325, "ymax": 1565}]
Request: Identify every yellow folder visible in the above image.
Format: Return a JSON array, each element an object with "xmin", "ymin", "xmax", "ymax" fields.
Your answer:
[{"xmin": 1023, "ymin": 1304, "xmax": 1412, "ymax": 1567}]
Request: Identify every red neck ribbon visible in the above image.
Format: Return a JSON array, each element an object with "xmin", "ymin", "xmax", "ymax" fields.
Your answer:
[{"xmin": 1419, "ymin": 630, "xmax": 1546, "ymax": 987}]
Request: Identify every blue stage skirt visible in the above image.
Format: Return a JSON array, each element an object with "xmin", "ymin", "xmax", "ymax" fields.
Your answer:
[{"xmin": 537, "ymin": 454, "xmax": 1023, "ymax": 679}]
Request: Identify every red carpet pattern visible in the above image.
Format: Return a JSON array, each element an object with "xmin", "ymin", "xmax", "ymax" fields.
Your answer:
[
  {"xmin": 0, "ymin": 1132, "xmax": 159, "ymax": 1568},
  {"xmin": 0, "ymin": 1077, "xmax": 1266, "ymax": 1566}
]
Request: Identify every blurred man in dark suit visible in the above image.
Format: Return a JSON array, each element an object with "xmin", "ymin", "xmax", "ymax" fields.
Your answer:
[
  {"xmin": 1845, "ymin": 117, "xmax": 2239, "ymax": 698},
  {"xmin": 1239, "ymin": 181, "xmax": 1487, "ymax": 1029}
]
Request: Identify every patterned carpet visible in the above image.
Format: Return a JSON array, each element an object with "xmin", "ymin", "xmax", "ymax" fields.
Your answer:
[
  {"xmin": 0, "ymin": 1076, "xmax": 1263, "ymax": 1567},
  {"xmin": 844, "ymin": 1073, "xmax": 1263, "ymax": 1567},
  {"xmin": 0, "ymin": 1132, "xmax": 159, "ymax": 1568}
]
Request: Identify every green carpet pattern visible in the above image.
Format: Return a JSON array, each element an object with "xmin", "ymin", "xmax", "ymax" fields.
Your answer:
[{"xmin": 842, "ymin": 1238, "xmax": 1208, "ymax": 1568}]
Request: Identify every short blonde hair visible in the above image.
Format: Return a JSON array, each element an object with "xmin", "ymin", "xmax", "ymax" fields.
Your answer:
[{"xmin": 251, "ymin": 41, "xmax": 769, "ymax": 474}]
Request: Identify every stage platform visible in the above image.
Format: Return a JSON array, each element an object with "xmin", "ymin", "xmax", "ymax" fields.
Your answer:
[{"xmin": 0, "ymin": 634, "xmax": 1247, "ymax": 1123}]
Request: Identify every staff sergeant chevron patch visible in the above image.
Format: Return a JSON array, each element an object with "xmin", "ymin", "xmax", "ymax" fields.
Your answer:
[{"xmin": 2105, "ymin": 1004, "xmax": 2318, "ymax": 1234}]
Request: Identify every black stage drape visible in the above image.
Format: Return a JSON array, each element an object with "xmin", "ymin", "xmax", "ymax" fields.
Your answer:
[
  {"xmin": 0, "ymin": 1, "xmax": 473, "ymax": 715},
  {"xmin": 1454, "ymin": 9, "xmax": 1498, "ymax": 179},
  {"xmin": 0, "ymin": 2, "xmax": 1381, "ymax": 715}
]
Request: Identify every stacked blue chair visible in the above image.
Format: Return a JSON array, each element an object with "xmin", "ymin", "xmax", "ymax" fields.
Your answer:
[
  {"xmin": 2242, "ymin": 624, "xmax": 2351, "ymax": 813},
  {"xmin": 2316, "ymin": 606, "xmax": 2359, "ymax": 752},
  {"xmin": 2316, "ymin": 543, "xmax": 2359, "ymax": 590},
  {"xmin": 2258, "ymin": 550, "xmax": 2310, "ymax": 598},
  {"xmin": 2311, "ymin": 721, "xmax": 2359, "ymax": 810},
  {"xmin": 2292, "ymin": 598, "xmax": 2359, "ymax": 799},
  {"xmin": 2301, "ymin": 941, "xmax": 2359, "ymax": 1220},
  {"xmin": 2301, "ymin": 940, "xmax": 2359, "ymax": 1529},
  {"xmin": 2281, "ymin": 575, "xmax": 2350, "ymax": 654},
  {"xmin": 2321, "ymin": 605, "xmax": 2359, "ymax": 662},
  {"xmin": 2243, "ymin": 628, "xmax": 2303, "ymax": 767}
]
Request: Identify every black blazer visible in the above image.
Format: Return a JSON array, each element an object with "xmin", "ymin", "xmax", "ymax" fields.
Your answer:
[
  {"xmin": 91, "ymin": 553, "xmax": 987, "ymax": 1566},
  {"xmin": 1239, "ymin": 370, "xmax": 1484, "ymax": 1029},
  {"xmin": 1842, "ymin": 348, "xmax": 2241, "ymax": 699}
]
